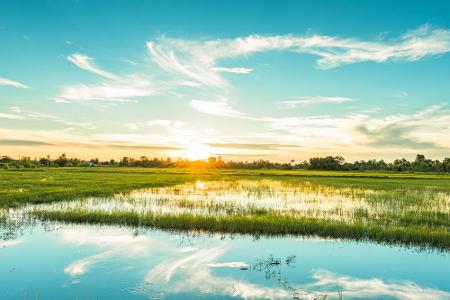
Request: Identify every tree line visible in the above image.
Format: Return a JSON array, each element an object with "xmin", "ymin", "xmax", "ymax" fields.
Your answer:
[{"xmin": 1, "ymin": 153, "xmax": 450, "ymax": 173}]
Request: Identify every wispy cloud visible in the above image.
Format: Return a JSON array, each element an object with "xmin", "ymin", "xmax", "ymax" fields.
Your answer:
[
  {"xmin": 125, "ymin": 119, "xmax": 187, "ymax": 131},
  {"xmin": 0, "ymin": 139, "xmax": 53, "ymax": 146},
  {"xmin": 355, "ymin": 104, "xmax": 450, "ymax": 149},
  {"xmin": 279, "ymin": 96, "xmax": 354, "ymax": 108},
  {"xmin": 212, "ymin": 67, "xmax": 253, "ymax": 74},
  {"xmin": 68, "ymin": 54, "xmax": 119, "ymax": 80},
  {"xmin": 190, "ymin": 99, "xmax": 247, "ymax": 118},
  {"xmin": 56, "ymin": 54, "xmax": 158, "ymax": 103},
  {"xmin": 56, "ymin": 83, "xmax": 149, "ymax": 103},
  {"xmin": 146, "ymin": 25, "xmax": 450, "ymax": 89},
  {"xmin": 0, "ymin": 112, "xmax": 24, "ymax": 120},
  {"xmin": 189, "ymin": 96, "xmax": 450, "ymax": 153},
  {"xmin": 147, "ymin": 41, "xmax": 229, "ymax": 89},
  {"xmin": 6, "ymin": 106, "xmax": 95, "ymax": 130},
  {"xmin": 208, "ymin": 143, "xmax": 301, "ymax": 150},
  {"xmin": 0, "ymin": 76, "xmax": 28, "ymax": 89}
]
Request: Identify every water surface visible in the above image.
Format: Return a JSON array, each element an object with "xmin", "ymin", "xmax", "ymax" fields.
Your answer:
[{"xmin": 1, "ymin": 221, "xmax": 449, "ymax": 299}]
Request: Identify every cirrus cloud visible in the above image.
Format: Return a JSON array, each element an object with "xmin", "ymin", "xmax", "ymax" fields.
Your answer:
[
  {"xmin": 55, "ymin": 54, "xmax": 158, "ymax": 103},
  {"xmin": 146, "ymin": 24, "xmax": 450, "ymax": 89},
  {"xmin": 0, "ymin": 76, "xmax": 28, "ymax": 89},
  {"xmin": 279, "ymin": 96, "xmax": 354, "ymax": 108}
]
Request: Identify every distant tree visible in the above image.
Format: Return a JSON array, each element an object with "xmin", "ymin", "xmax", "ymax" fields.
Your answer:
[
  {"xmin": 309, "ymin": 156, "xmax": 344, "ymax": 170},
  {"xmin": 0, "ymin": 155, "xmax": 14, "ymax": 163},
  {"xmin": 416, "ymin": 154, "xmax": 426, "ymax": 162},
  {"xmin": 55, "ymin": 153, "xmax": 68, "ymax": 167}
]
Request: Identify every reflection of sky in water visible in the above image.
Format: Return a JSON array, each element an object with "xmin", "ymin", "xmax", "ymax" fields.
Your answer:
[{"xmin": 1, "ymin": 223, "xmax": 449, "ymax": 299}]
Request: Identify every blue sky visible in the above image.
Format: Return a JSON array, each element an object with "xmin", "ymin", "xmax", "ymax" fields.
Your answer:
[{"xmin": 1, "ymin": 0, "xmax": 450, "ymax": 161}]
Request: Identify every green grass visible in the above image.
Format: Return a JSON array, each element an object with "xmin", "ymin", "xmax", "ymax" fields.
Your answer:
[
  {"xmin": 31, "ymin": 210, "xmax": 449, "ymax": 250},
  {"xmin": 2, "ymin": 167, "xmax": 450, "ymax": 208},
  {"xmin": 1, "ymin": 167, "xmax": 450, "ymax": 249},
  {"xmin": 0, "ymin": 168, "xmax": 195, "ymax": 207}
]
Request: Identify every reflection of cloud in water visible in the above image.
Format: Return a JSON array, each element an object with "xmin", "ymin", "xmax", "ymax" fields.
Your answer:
[
  {"xmin": 65, "ymin": 251, "xmax": 114, "ymax": 276},
  {"xmin": 59, "ymin": 227, "xmax": 162, "ymax": 277},
  {"xmin": 59, "ymin": 228, "xmax": 155, "ymax": 256},
  {"xmin": 56, "ymin": 228, "xmax": 450, "ymax": 299},
  {"xmin": 145, "ymin": 246, "xmax": 290, "ymax": 299},
  {"xmin": 0, "ymin": 239, "xmax": 22, "ymax": 248},
  {"xmin": 208, "ymin": 261, "xmax": 249, "ymax": 268},
  {"xmin": 304, "ymin": 269, "xmax": 450, "ymax": 299},
  {"xmin": 143, "ymin": 247, "xmax": 450, "ymax": 300}
]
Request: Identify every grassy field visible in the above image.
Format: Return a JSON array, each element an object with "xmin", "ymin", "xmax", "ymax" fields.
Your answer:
[
  {"xmin": 2, "ymin": 167, "xmax": 450, "ymax": 207},
  {"xmin": 1, "ymin": 167, "xmax": 450, "ymax": 249}
]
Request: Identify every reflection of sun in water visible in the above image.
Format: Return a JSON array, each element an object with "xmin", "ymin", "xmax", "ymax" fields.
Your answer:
[{"xmin": 196, "ymin": 181, "xmax": 206, "ymax": 189}]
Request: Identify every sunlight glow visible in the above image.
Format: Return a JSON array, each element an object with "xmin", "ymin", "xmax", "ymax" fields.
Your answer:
[
  {"xmin": 178, "ymin": 144, "xmax": 214, "ymax": 161},
  {"xmin": 196, "ymin": 181, "xmax": 206, "ymax": 189}
]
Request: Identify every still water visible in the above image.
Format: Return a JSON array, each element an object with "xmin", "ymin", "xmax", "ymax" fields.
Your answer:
[{"xmin": 1, "ymin": 222, "xmax": 449, "ymax": 299}]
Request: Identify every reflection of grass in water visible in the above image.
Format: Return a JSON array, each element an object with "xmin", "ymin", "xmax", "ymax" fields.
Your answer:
[{"xmin": 29, "ymin": 179, "xmax": 450, "ymax": 249}]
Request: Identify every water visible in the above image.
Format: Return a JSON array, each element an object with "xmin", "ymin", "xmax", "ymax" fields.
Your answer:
[
  {"xmin": 1, "ymin": 222, "xmax": 449, "ymax": 299},
  {"xmin": 2, "ymin": 179, "xmax": 450, "ymax": 299}
]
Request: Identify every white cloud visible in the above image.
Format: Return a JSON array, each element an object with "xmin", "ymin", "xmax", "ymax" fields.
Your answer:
[
  {"xmin": 57, "ymin": 54, "xmax": 158, "ymax": 103},
  {"xmin": 146, "ymin": 25, "xmax": 450, "ymax": 88},
  {"xmin": 147, "ymin": 41, "xmax": 229, "ymax": 88},
  {"xmin": 279, "ymin": 96, "xmax": 354, "ymax": 108},
  {"xmin": 145, "ymin": 119, "xmax": 187, "ymax": 128},
  {"xmin": 189, "ymin": 96, "xmax": 450, "ymax": 152},
  {"xmin": 5, "ymin": 106, "xmax": 95, "ymax": 130},
  {"xmin": 0, "ymin": 112, "xmax": 24, "ymax": 120},
  {"xmin": 125, "ymin": 119, "xmax": 187, "ymax": 134},
  {"xmin": 56, "ymin": 83, "xmax": 149, "ymax": 103},
  {"xmin": 190, "ymin": 99, "xmax": 247, "ymax": 118},
  {"xmin": 0, "ymin": 76, "xmax": 28, "ymax": 89},
  {"xmin": 68, "ymin": 54, "xmax": 119, "ymax": 80},
  {"xmin": 263, "ymin": 104, "xmax": 450, "ymax": 151},
  {"xmin": 212, "ymin": 67, "xmax": 253, "ymax": 74}
]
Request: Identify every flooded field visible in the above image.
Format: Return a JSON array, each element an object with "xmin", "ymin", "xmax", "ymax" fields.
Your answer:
[
  {"xmin": 21, "ymin": 178, "xmax": 450, "ymax": 249},
  {"xmin": 1, "ymin": 221, "xmax": 450, "ymax": 300},
  {"xmin": 24, "ymin": 179, "xmax": 450, "ymax": 221},
  {"xmin": 2, "ymin": 174, "xmax": 450, "ymax": 299}
]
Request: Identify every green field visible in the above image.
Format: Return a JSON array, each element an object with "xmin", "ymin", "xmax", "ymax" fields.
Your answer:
[{"xmin": 1, "ymin": 168, "xmax": 450, "ymax": 249}]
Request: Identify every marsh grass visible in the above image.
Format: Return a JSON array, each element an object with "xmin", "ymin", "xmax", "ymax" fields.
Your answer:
[
  {"xmin": 2, "ymin": 167, "xmax": 450, "ymax": 207},
  {"xmin": 26, "ymin": 178, "xmax": 450, "ymax": 249}
]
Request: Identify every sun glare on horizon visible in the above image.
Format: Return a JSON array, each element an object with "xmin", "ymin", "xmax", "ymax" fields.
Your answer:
[{"xmin": 175, "ymin": 144, "xmax": 215, "ymax": 161}]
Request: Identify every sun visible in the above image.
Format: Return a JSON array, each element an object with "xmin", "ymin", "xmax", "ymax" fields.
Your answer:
[{"xmin": 181, "ymin": 144, "xmax": 214, "ymax": 160}]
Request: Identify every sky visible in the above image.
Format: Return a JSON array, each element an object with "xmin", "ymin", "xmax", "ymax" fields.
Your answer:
[{"xmin": 1, "ymin": 0, "xmax": 450, "ymax": 162}]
